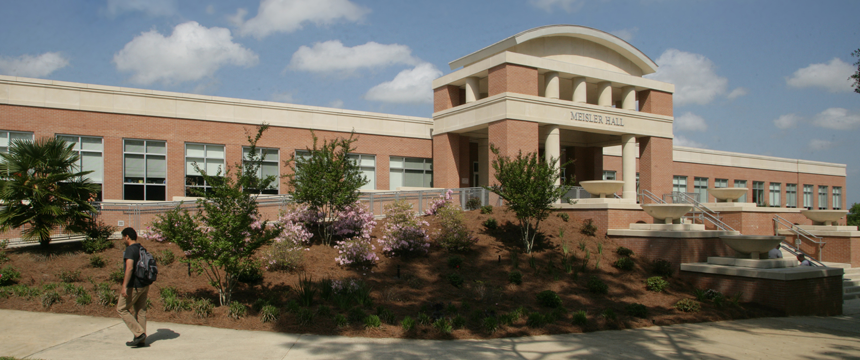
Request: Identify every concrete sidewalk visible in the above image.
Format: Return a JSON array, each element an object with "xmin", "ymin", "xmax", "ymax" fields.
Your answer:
[{"xmin": 2, "ymin": 309, "xmax": 860, "ymax": 360}]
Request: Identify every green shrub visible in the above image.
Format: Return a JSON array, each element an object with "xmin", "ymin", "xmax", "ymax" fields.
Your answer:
[
  {"xmin": 536, "ymin": 290, "xmax": 562, "ymax": 308},
  {"xmin": 436, "ymin": 205, "xmax": 478, "ymax": 252},
  {"xmin": 616, "ymin": 246, "xmax": 634, "ymax": 257},
  {"xmin": 0, "ymin": 239, "xmax": 9, "ymax": 263},
  {"xmin": 447, "ymin": 256, "xmax": 464, "ymax": 269},
  {"xmin": 452, "ymin": 314, "xmax": 466, "ymax": 329},
  {"xmin": 550, "ymin": 306, "xmax": 568, "ymax": 322},
  {"xmin": 601, "ymin": 309, "xmax": 616, "ymax": 320},
  {"xmin": 75, "ymin": 291, "xmax": 92, "ymax": 306},
  {"xmin": 295, "ymin": 273, "xmax": 317, "ymax": 307},
  {"xmin": 465, "ymin": 197, "xmax": 482, "ymax": 211},
  {"xmin": 62, "ymin": 283, "xmax": 86, "ymax": 297},
  {"xmin": 192, "ymin": 298, "xmax": 214, "ymax": 318},
  {"xmin": 43, "ymin": 283, "xmax": 59, "ymax": 291},
  {"xmin": 163, "ymin": 296, "xmax": 190, "ymax": 312},
  {"xmin": 483, "ymin": 217, "xmax": 498, "ymax": 231},
  {"xmin": 508, "ymin": 270, "xmax": 523, "ymax": 285},
  {"xmin": 433, "ymin": 318, "xmax": 453, "ymax": 333},
  {"xmin": 160, "ymin": 286, "xmax": 180, "ymax": 300},
  {"xmin": 260, "ymin": 305, "xmax": 280, "ymax": 323},
  {"xmin": 646, "ymin": 276, "xmax": 669, "ymax": 292},
  {"xmin": 446, "ymin": 303, "xmax": 458, "ymax": 315},
  {"xmin": 81, "ymin": 221, "xmax": 115, "ymax": 254},
  {"xmin": 89, "ymin": 255, "xmax": 106, "ymax": 268},
  {"xmin": 693, "ymin": 289, "xmax": 707, "ymax": 301},
  {"xmin": 499, "ymin": 312, "xmax": 516, "ymax": 326},
  {"xmin": 229, "ymin": 301, "xmax": 247, "ymax": 319},
  {"xmin": 95, "ymin": 286, "xmax": 117, "ymax": 306},
  {"xmin": 580, "ymin": 219, "xmax": 597, "ymax": 237},
  {"xmin": 363, "ymin": 314, "xmax": 381, "ymax": 328},
  {"xmin": 41, "ymin": 290, "xmax": 61, "ymax": 308},
  {"xmin": 447, "ymin": 273, "xmax": 465, "ymax": 288},
  {"xmin": 10, "ymin": 284, "xmax": 38, "ymax": 298},
  {"xmin": 652, "ymin": 259, "xmax": 674, "ymax": 277},
  {"xmin": 613, "ymin": 257, "xmax": 634, "ymax": 271},
  {"xmin": 57, "ymin": 269, "xmax": 81, "ymax": 283},
  {"xmin": 348, "ymin": 307, "xmax": 368, "ymax": 324},
  {"xmin": 108, "ymin": 264, "xmax": 124, "ymax": 283},
  {"xmin": 482, "ymin": 316, "xmax": 499, "ymax": 334},
  {"xmin": 416, "ymin": 312, "xmax": 431, "ymax": 326},
  {"xmin": 297, "ymin": 308, "xmax": 315, "ymax": 326},
  {"xmin": 376, "ymin": 307, "xmax": 396, "ymax": 324},
  {"xmin": 155, "ymin": 249, "xmax": 176, "ymax": 266},
  {"xmin": 572, "ymin": 310, "xmax": 587, "ymax": 326},
  {"xmin": 526, "ymin": 312, "xmax": 547, "ymax": 328},
  {"xmin": 285, "ymin": 299, "xmax": 300, "ymax": 313},
  {"xmin": 557, "ymin": 212, "xmax": 570, "ymax": 222},
  {"xmin": 480, "ymin": 205, "xmax": 493, "ymax": 214},
  {"xmin": 0, "ymin": 266, "xmax": 21, "ymax": 286},
  {"xmin": 317, "ymin": 305, "xmax": 332, "ymax": 318},
  {"xmin": 401, "ymin": 316, "xmax": 415, "ymax": 331},
  {"xmin": 236, "ymin": 261, "xmax": 264, "ymax": 284},
  {"xmin": 625, "ymin": 303, "xmax": 648, "ymax": 318},
  {"xmin": 587, "ymin": 276, "xmax": 608, "ymax": 294},
  {"xmin": 674, "ymin": 298, "xmax": 701, "ymax": 312}
]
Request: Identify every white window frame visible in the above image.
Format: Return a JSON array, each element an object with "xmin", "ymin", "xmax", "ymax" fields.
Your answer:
[
  {"xmin": 123, "ymin": 139, "xmax": 167, "ymax": 201},
  {"xmin": 786, "ymin": 184, "xmax": 797, "ymax": 208},
  {"xmin": 694, "ymin": 177, "xmax": 708, "ymax": 203},
  {"xmin": 390, "ymin": 156, "xmax": 433, "ymax": 189},
  {"xmin": 769, "ymin": 182, "xmax": 781, "ymax": 207},
  {"xmin": 803, "ymin": 184, "xmax": 813, "ymax": 210},
  {"xmin": 603, "ymin": 170, "xmax": 617, "ymax": 180},
  {"xmin": 818, "ymin": 186, "xmax": 828, "ymax": 210},
  {"xmin": 0, "ymin": 130, "xmax": 34, "ymax": 153},
  {"xmin": 57, "ymin": 135, "xmax": 104, "ymax": 200},
  {"xmin": 833, "ymin": 186, "xmax": 842, "ymax": 210},
  {"xmin": 185, "ymin": 143, "xmax": 226, "ymax": 196},
  {"xmin": 243, "ymin": 146, "xmax": 280, "ymax": 194},
  {"xmin": 734, "ymin": 180, "xmax": 747, "ymax": 203},
  {"xmin": 348, "ymin": 153, "xmax": 376, "ymax": 191},
  {"xmin": 753, "ymin": 181, "xmax": 765, "ymax": 206}
]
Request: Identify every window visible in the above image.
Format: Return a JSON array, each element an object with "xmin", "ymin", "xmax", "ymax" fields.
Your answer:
[
  {"xmin": 803, "ymin": 185, "xmax": 813, "ymax": 210},
  {"xmin": 818, "ymin": 186, "xmax": 828, "ymax": 210},
  {"xmin": 786, "ymin": 184, "xmax": 797, "ymax": 208},
  {"xmin": 769, "ymin": 183, "xmax": 781, "ymax": 207},
  {"xmin": 603, "ymin": 170, "xmax": 616, "ymax": 180},
  {"xmin": 833, "ymin": 186, "xmax": 842, "ymax": 210},
  {"xmin": 0, "ymin": 131, "xmax": 34, "ymax": 153},
  {"xmin": 57, "ymin": 135, "xmax": 104, "ymax": 201},
  {"xmin": 714, "ymin": 179, "xmax": 728, "ymax": 188},
  {"xmin": 348, "ymin": 154, "xmax": 376, "ymax": 190},
  {"xmin": 752, "ymin": 181, "xmax": 765, "ymax": 206},
  {"xmin": 123, "ymin": 139, "xmax": 166, "ymax": 201},
  {"xmin": 243, "ymin": 147, "xmax": 279, "ymax": 194},
  {"xmin": 672, "ymin": 176, "xmax": 687, "ymax": 193},
  {"xmin": 390, "ymin": 157, "xmax": 432, "ymax": 189},
  {"xmin": 185, "ymin": 143, "xmax": 225, "ymax": 196},
  {"xmin": 734, "ymin": 180, "xmax": 747, "ymax": 202},
  {"xmin": 694, "ymin": 177, "xmax": 708, "ymax": 203},
  {"xmin": 472, "ymin": 161, "xmax": 479, "ymax": 187}
]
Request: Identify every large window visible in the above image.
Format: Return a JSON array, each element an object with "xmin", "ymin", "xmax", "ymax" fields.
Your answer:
[
  {"xmin": 185, "ymin": 143, "xmax": 225, "ymax": 196},
  {"xmin": 786, "ymin": 184, "xmax": 797, "ymax": 208},
  {"xmin": 752, "ymin": 181, "xmax": 765, "ymax": 206},
  {"xmin": 390, "ymin": 157, "xmax": 432, "ymax": 189},
  {"xmin": 833, "ymin": 186, "xmax": 842, "ymax": 210},
  {"xmin": 0, "ymin": 131, "xmax": 34, "ymax": 153},
  {"xmin": 734, "ymin": 180, "xmax": 747, "ymax": 202},
  {"xmin": 124, "ymin": 139, "xmax": 166, "ymax": 201},
  {"xmin": 243, "ymin": 147, "xmax": 280, "ymax": 194},
  {"xmin": 348, "ymin": 154, "xmax": 376, "ymax": 190},
  {"xmin": 769, "ymin": 182, "xmax": 781, "ymax": 207},
  {"xmin": 58, "ymin": 135, "xmax": 104, "ymax": 201},
  {"xmin": 803, "ymin": 185, "xmax": 813, "ymax": 210},
  {"xmin": 694, "ymin": 177, "xmax": 708, "ymax": 203},
  {"xmin": 714, "ymin": 179, "xmax": 728, "ymax": 188},
  {"xmin": 602, "ymin": 171, "xmax": 616, "ymax": 180},
  {"xmin": 672, "ymin": 176, "xmax": 687, "ymax": 193},
  {"xmin": 818, "ymin": 186, "xmax": 828, "ymax": 210}
]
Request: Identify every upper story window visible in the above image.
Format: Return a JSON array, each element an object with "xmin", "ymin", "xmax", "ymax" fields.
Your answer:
[
  {"xmin": 752, "ymin": 181, "xmax": 765, "ymax": 207},
  {"xmin": 185, "ymin": 143, "xmax": 225, "ymax": 196},
  {"xmin": 786, "ymin": 184, "xmax": 797, "ymax": 208},
  {"xmin": 602, "ymin": 170, "xmax": 616, "ymax": 180},
  {"xmin": 818, "ymin": 186, "xmax": 828, "ymax": 210},
  {"xmin": 694, "ymin": 177, "xmax": 708, "ymax": 203},
  {"xmin": 0, "ymin": 131, "xmax": 34, "ymax": 153},
  {"xmin": 243, "ymin": 147, "xmax": 279, "ymax": 195},
  {"xmin": 803, "ymin": 185, "xmax": 813, "ymax": 210},
  {"xmin": 124, "ymin": 139, "xmax": 166, "ymax": 201},
  {"xmin": 714, "ymin": 179, "xmax": 728, "ymax": 188},
  {"xmin": 57, "ymin": 135, "xmax": 104, "ymax": 201},
  {"xmin": 348, "ymin": 154, "xmax": 376, "ymax": 191},
  {"xmin": 833, "ymin": 187, "xmax": 842, "ymax": 210},
  {"xmin": 734, "ymin": 180, "xmax": 747, "ymax": 203},
  {"xmin": 769, "ymin": 183, "xmax": 781, "ymax": 207}
]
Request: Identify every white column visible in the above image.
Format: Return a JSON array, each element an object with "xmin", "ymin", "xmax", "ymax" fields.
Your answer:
[
  {"xmin": 621, "ymin": 134, "xmax": 636, "ymax": 200},
  {"xmin": 544, "ymin": 126, "xmax": 560, "ymax": 187},
  {"xmin": 572, "ymin": 77, "xmax": 587, "ymax": 103},
  {"xmin": 544, "ymin": 72, "xmax": 559, "ymax": 99},
  {"xmin": 465, "ymin": 77, "xmax": 480, "ymax": 103},
  {"xmin": 598, "ymin": 82, "xmax": 612, "ymax": 107},
  {"xmin": 621, "ymin": 86, "xmax": 636, "ymax": 110},
  {"xmin": 478, "ymin": 138, "xmax": 489, "ymax": 187}
]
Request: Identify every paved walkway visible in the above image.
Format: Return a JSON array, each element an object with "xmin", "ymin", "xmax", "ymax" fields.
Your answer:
[{"xmin": 2, "ymin": 307, "xmax": 860, "ymax": 360}]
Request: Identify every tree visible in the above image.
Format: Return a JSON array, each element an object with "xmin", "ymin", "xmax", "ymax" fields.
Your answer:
[
  {"xmin": 0, "ymin": 137, "xmax": 100, "ymax": 247},
  {"xmin": 848, "ymin": 202, "xmax": 860, "ymax": 227},
  {"xmin": 284, "ymin": 131, "xmax": 368, "ymax": 245},
  {"xmin": 150, "ymin": 125, "xmax": 281, "ymax": 306},
  {"xmin": 483, "ymin": 144, "xmax": 573, "ymax": 254},
  {"xmin": 852, "ymin": 49, "xmax": 860, "ymax": 94}
]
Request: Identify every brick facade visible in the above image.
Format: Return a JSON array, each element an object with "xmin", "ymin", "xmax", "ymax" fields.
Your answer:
[
  {"xmin": 638, "ymin": 90, "xmax": 673, "ymax": 117},
  {"xmin": 487, "ymin": 119, "xmax": 539, "ymax": 185},
  {"xmin": 433, "ymin": 85, "xmax": 461, "ymax": 113},
  {"xmin": 488, "ymin": 63, "xmax": 539, "ymax": 97},
  {"xmin": 638, "ymin": 136, "xmax": 674, "ymax": 199}
]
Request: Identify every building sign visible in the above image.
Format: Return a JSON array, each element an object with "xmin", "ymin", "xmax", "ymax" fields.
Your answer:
[{"xmin": 570, "ymin": 111, "xmax": 624, "ymax": 127}]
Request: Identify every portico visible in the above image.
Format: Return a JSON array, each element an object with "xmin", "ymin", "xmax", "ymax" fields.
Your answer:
[{"xmin": 431, "ymin": 25, "xmax": 676, "ymax": 200}]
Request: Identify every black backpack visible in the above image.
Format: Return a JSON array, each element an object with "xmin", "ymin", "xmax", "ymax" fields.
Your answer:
[{"xmin": 134, "ymin": 246, "xmax": 158, "ymax": 285}]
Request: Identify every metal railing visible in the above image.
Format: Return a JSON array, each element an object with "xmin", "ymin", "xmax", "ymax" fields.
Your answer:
[
  {"xmin": 773, "ymin": 214, "xmax": 825, "ymax": 266},
  {"xmin": 639, "ymin": 189, "xmax": 665, "ymax": 204},
  {"xmin": 671, "ymin": 192, "xmax": 734, "ymax": 231}
]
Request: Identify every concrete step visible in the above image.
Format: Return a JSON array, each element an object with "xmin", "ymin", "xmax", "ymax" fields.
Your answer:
[
  {"xmin": 844, "ymin": 279, "xmax": 860, "ymax": 287},
  {"xmin": 821, "ymin": 262, "xmax": 852, "ymax": 269},
  {"xmin": 845, "ymin": 292, "xmax": 860, "ymax": 301},
  {"xmin": 845, "ymin": 285, "xmax": 860, "ymax": 301},
  {"xmin": 844, "ymin": 268, "xmax": 860, "ymax": 276}
]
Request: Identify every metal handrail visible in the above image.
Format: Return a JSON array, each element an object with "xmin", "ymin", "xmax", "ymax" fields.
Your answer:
[
  {"xmin": 773, "ymin": 214, "xmax": 825, "ymax": 265},
  {"xmin": 640, "ymin": 189, "xmax": 665, "ymax": 204},
  {"xmin": 673, "ymin": 192, "xmax": 734, "ymax": 232}
]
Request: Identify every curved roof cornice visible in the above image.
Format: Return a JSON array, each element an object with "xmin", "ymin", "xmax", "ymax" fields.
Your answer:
[{"xmin": 448, "ymin": 25, "xmax": 658, "ymax": 75}]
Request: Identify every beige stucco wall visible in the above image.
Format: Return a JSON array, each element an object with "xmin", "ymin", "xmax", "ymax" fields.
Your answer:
[{"xmin": 511, "ymin": 36, "xmax": 643, "ymax": 76}]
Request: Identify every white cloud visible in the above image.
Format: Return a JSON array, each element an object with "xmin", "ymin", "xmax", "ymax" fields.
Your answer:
[
  {"xmin": 0, "ymin": 52, "xmax": 69, "ymax": 78},
  {"xmin": 812, "ymin": 107, "xmax": 860, "ymax": 130},
  {"xmin": 529, "ymin": 0, "xmax": 584, "ymax": 13},
  {"xmin": 773, "ymin": 113, "xmax": 802, "ymax": 129},
  {"xmin": 808, "ymin": 139, "xmax": 834, "ymax": 151},
  {"xmin": 104, "ymin": 0, "xmax": 176, "ymax": 17},
  {"xmin": 610, "ymin": 27, "xmax": 638, "ymax": 42},
  {"xmin": 289, "ymin": 41, "xmax": 420, "ymax": 73},
  {"xmin": 113, "ymin": 21, "xmax": 258, "ymax": 85},
  {"xmin": 364, "ymin": 63, "xmax": 442, "ymax": 104},
  {"xmin": 673, "ymin": 135, "xmax": 705, "ymax": 148},
  {"xmin": 786, "ymin": 58, "xmax": 854, "ymax": 93},
  {"xmin": 231, "ymin": 0, "xmax": 369, "ymax": 39},
  {"xmin": 645, "ymin": 49, "xmax": 729, "ymax": 106},
  {"xmin": 328, "ymin": 99, "xmax": 344, "ymax": 108},
  {"xmin": 674, "ymin": 112, "xmax": 708, "ymax": 132},
  {"xmin": 271, "ymin": 91, "xmax": 297, "ymax": 104},
  {"xmin": 727, "ymin": 87, "xmax": 748, "ymax": 99}
]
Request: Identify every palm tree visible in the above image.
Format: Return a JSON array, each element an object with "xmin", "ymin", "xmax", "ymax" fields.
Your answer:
[{"xmin": 0, "ymin": 137, "xmax": 100, "ymax": 247}]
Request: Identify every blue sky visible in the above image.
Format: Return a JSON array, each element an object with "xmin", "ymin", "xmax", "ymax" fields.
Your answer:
[{"xmin": 1, "ymin": 0, "xmax": 859, "ymax": 205}]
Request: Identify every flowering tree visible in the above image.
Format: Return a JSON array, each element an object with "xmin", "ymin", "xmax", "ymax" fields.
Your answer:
[
  {"xmin": 332, "ymin": 201, "xmax": 378, "ymax": 266},
  {"xmin": 378, "ymin": 200, "xmax": 430, "ymax": 257},
  {"xmin": 425, "ymin": 189, "xmax": 454, "ymax": 215},
  {"xmin": 149, "ymin": 125, "xmax": 281, "ymax": 305},
  {"xmin": 262, "ymin": 204, "xmax": 314, "ymax": 271}
]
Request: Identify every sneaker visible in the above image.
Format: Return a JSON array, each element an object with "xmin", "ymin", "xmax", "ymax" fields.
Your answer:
[{"xmin": 126, "ymin": 333, "xmax": 145, "ymax": 347}]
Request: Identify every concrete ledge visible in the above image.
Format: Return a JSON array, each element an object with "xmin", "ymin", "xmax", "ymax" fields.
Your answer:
[
  {"xmin": 681, "ymin": 262, "xmax": 843, "ymax": 280},
  {"xmin": 629, "ymin": 223, "xmax": 705, "ymax": 231},
  {"xmin": 607, "ymin": 229, "xmax": 739, "ymax": 238},
  {"xmin": 707, "ymin": 257, "xmax": 797, "ymax": 269},
  {"xmin": 555, "ymin": 203, "xmax": 643, "ymax": 210},
  {"xmin": 779, "ymin": 229, "xmax": 860, "ymax": 237}
]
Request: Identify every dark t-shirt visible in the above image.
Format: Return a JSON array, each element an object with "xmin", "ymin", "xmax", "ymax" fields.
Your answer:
[{"xmin": 122, "ymin": 243, "xmax": 146, "ymax": 288}]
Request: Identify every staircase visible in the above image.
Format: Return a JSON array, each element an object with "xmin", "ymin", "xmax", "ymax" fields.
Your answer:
[{"xmin": 844, "ymin": 267, "xmax": 860, "ymax": 301}]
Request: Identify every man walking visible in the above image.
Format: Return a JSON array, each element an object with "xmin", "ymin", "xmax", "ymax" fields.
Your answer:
[{"xmin": 117, "ymin": 227, "xmax": 148, "ymax": 347}]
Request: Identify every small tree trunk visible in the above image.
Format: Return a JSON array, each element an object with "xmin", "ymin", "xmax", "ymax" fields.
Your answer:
[{"xmin": 39, "ymin": 234, "xmax": 51, "ymax": 248}]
